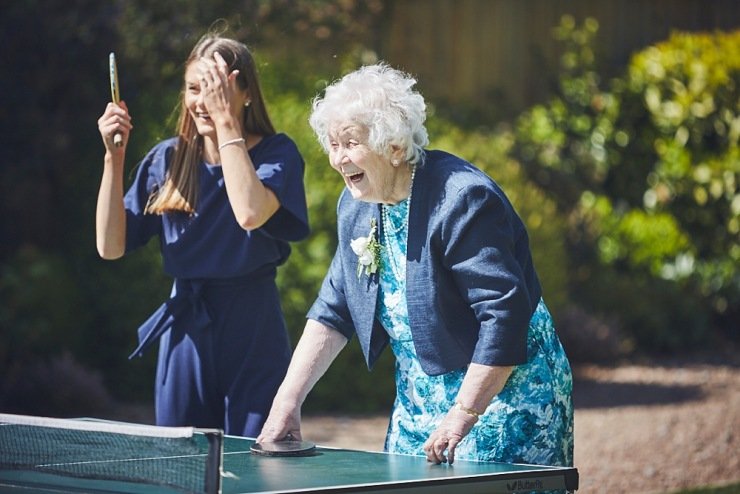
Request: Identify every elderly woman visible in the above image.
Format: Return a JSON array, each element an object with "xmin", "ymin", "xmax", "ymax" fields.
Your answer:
[{"xmin": 258, "ymin": 63, "xmax": 573, "ymax": 467}]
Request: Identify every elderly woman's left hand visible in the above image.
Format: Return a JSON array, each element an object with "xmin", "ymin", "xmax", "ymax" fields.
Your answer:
[{"xmin": 423, "ymin": 405, "xmax": 479, "ymax": 465}]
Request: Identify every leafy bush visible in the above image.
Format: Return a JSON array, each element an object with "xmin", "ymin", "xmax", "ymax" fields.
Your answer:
[
  {"xmin": 509, "ymin": 17, "xmax": 739, "ymax": 351},
  {"xmin": 619, "ymin": 30, "xmax": 739, "ymax": 318}
]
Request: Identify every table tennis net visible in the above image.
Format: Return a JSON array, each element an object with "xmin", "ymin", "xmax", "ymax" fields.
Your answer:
[{"xmin": 0, "ymin": 413, "xmax": 223, "ymax": 494}]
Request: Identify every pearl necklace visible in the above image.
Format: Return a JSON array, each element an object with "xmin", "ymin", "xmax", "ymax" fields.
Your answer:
[{"xmin": 381, "ymin": 166, "xmax": 416, "ymax": 280}]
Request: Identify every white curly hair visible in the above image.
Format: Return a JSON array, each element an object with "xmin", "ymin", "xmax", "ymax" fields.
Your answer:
[{"xmin": 309, "ymin": 63, "xmax": 429, "ymax": 165}]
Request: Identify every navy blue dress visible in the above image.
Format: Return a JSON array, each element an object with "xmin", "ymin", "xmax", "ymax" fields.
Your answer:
[{"xmin": 123, "ymin": 133, "xmax": 309, "ymax": 437}]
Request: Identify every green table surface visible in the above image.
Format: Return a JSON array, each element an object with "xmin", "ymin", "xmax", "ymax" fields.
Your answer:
[{"xmin": 0, "ymin": 435, "xmax": 579, "ymax": 493}]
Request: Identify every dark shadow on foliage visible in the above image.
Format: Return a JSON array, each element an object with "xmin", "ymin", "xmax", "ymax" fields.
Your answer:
[
  {"xmin": 0, "ymin": 352, "xmax": 115, "ymax": 418},
  {"xmin": 556, "ymin": 304, "xmax": 630, "ymax": 364},
  {"xmin": 572, "ymin": 377, "xmax": 705, "ymax": 409}
]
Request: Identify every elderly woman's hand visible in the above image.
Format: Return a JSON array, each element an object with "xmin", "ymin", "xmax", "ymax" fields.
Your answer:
[
  {"xmin": 422, "ymin": 405, "xmax": 480, "ymax": 465},
  {"xmin": 256, "ymin": 403, "xmax": 303, "ymax": 444}
]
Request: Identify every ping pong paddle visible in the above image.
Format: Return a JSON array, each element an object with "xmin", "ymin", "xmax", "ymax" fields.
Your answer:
[
  {"xmin": 250, "ymin": 439, "xmax": 316, "ymax": 457},
  {"xmin": 109, "ymin": 52, "xmax": 123, "ymax": 147}
]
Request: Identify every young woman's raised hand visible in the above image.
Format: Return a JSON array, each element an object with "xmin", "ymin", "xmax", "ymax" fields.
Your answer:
[
  {"xmin": 97, "ymin": 101, "xmax": 132, "ymax": 153},
  {"xmin": 197, "ymin": 52, "xmax": 242, "ymax": 126}
]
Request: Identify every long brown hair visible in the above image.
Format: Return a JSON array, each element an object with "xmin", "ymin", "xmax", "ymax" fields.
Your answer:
[{"xmin": 146, "ymin": 34, "xmax": 275, "ymax": 215}]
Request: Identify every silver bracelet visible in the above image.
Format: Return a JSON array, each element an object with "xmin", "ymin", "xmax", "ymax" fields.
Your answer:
[{"xmin": 218, "ymin": 137, "xmax": 246, "ymax": 151}]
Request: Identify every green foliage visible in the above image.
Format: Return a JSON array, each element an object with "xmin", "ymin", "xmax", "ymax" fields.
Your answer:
[
  {"xmin": 514, "ymin": 16, "xmax": 621, "ymax": 205},
  {"xmin": 620, "ymin": 31, "xmax": 740, "ymax": 316},
  {"xmin": 576, "ymin": 193, "xmax": 693, "ymax": 273},
  {"xmin": 0, "ymin": 247, "xmax": 92, "ymax": 369},
  {"xmin": 510, "ymin": 17, "xmax": 739, "ymax": 351}
]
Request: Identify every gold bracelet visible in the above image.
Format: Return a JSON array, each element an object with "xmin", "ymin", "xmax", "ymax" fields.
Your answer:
[
  {"xmin": 454, "ymin": 402, "xmax": 482, "ymax": 418},
  {"xmin": 218, "ymin": 137, "xmax": 246, "ymax": 151}
]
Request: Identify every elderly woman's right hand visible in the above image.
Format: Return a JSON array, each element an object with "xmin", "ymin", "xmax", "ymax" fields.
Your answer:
[
  {"xmin": 257, "ymin": 320, "xmax": 348, "ymax": 444},
  {"xmin": 97, "ymin": 101, "xmax": 132, "ymax": 153},
  {"xmin": 256, "ymin": 403, "xmax": 303, "ymax": 443}
]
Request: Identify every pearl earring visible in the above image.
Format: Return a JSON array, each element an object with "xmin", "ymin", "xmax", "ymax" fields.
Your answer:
[{"xmin": 244, "ymin": 100, "xmax": 251, "ymax": 107}]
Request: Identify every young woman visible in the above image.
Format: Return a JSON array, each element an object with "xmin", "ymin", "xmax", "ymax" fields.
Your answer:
[{"xmin": 96, "ymin": 33, "xmax": 309, "ymax": 437}]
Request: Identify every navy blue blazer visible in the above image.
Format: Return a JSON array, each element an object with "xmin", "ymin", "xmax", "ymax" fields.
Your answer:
[{"xmin": 307, "ymin": 150, "xmax": 542, "ymax": 376}]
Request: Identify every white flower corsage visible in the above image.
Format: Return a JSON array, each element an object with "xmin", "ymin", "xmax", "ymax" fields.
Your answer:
[{"xmin": 351, "ymin": 218, "xmax": 381, "ymax": 278}]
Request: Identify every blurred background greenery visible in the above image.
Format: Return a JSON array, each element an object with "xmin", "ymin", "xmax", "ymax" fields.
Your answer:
[{"xmin": 0, "ymin": 0, "xmax": 737, "ymax": 418}]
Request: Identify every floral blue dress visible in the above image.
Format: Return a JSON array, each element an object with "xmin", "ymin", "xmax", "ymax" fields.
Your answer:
[{"xmin": 377, "ymin": 199, "xmax": 574, "ymax": 467}]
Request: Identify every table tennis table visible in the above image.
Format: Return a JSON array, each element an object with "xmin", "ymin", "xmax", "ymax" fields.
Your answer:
[{"xmin": 0, "ymin": 417, "xmax": 578, "ymax": 493}]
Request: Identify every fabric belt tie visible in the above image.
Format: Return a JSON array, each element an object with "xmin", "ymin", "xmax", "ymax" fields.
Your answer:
[
  {"xmin": 128, "ymin": 267, "xmax": 275, "ymax": 361},
  {"xmin": 128, "ymin": 278, "xmax": 211, "ymax": 360}
]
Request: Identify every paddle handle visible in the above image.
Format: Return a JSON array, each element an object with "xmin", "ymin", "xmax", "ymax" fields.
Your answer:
[{"xmin": 109, "ymin": 52, "xmax": 123, "ymax": 147}]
